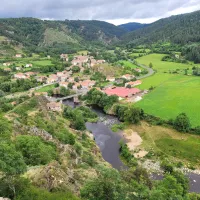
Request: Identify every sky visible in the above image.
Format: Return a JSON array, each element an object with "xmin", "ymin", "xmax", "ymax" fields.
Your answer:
[{"xmin": 1, "ymin": 0, "xmax": 200, "ymax": 25}]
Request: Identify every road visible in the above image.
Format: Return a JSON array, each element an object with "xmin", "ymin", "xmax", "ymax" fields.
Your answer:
[
  {"xmin": 128, "ymin": 59, "xmax": 155, "ymax": 79},
  {"xmin": 136, "ymin": 63, "xmax": 155, "ymax": 79},
  {"xmin": 4, "ymin": 82, "xmax": 58, "ymax": 99}
]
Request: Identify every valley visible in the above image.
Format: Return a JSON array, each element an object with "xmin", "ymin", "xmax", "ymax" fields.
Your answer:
[{"xmin": 1, "ymin": 10, "xmax": 200, "ymax": 200}]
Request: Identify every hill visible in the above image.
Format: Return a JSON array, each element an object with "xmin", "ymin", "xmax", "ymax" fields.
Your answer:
[
  {"xmin": 122, "ymin": 10, "xmax": 200, "ymax": 46},
  {"xmin": 118, "ymin": 22, "xmax": 149, "ymax": 32},
  {"xmin": 0, "ymin": 18, "xmax": 127, "ymax": 55}
]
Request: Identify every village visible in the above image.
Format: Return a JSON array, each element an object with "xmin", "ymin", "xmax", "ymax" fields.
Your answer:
[{"xmin": 1, "ymin": 52, "xmax": 145, "ymax": 112}]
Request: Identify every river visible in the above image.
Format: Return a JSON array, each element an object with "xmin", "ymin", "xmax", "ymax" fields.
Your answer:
[{"xmin": 62, "ymin": 99, "xmax": 200, "ymax": 193}]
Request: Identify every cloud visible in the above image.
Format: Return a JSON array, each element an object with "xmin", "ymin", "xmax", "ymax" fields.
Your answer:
[{"xmin": 0, "ymin": 0, "xmax": 199, "ymax": 24}]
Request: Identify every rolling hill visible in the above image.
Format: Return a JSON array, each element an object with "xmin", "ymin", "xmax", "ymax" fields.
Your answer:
[
  {"xmin": 0, "ymin": 18, "xmax": 127, "ymax": 55},
  {"xmin": 118, "ymin": 22, "xmax": 149, "ymax": 32},
  {"xmin": 122, "ymin": 10, "xmax": 200, "ymax": 46}
]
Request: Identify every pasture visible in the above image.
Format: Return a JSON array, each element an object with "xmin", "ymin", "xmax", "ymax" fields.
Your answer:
[
  {"xmin": 136, "ymin": 74, "xmax": 200, "ymax": 127},
  {"xmin": 32, "ymin": 60, "xmax": 53, "ymax": 66},
  {"xmin": 36, "ymin": 84, "xmax": 56, "ymax": 92},
  {"xmin": 136, "ymin": 53, "xmax": 194, "ymax": 74},
  {"xmin": 135, "ymin": 53, "xmax": 200, "ymax": 127},
  {"xmin": 118, "ymin": 60, "xmax": 138, "ymax": 68},
  {"xmin": 129, "ymin": 122, "xmax": 200, "ymax": 167}
]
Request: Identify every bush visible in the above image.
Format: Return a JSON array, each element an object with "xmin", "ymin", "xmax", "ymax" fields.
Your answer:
[
  {"xmin": 161, "ymin": 161, "xmax": 174, "ymax": 174},
  {"xmin": 174, "ymin": 113, "xmax": 191, "ymax": 132},
  {"xmin": 16, "ymin": 135, "xmax": 57, "ymax": 165}
]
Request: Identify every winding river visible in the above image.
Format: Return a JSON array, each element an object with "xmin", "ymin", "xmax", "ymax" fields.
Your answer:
[{"xmin": 63, "ymin": 99, "xmax": 200, "ymax": 193}]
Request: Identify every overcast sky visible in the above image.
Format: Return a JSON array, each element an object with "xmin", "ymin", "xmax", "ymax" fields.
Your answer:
[{"xmin": 1, "ymin": 0, "xmax": 200, "ymax": 25}]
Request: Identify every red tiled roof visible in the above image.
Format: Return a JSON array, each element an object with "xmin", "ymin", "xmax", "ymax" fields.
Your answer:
[{"xmin": 104, "ymin": 87, "xmax": 140, "ymax": 98}]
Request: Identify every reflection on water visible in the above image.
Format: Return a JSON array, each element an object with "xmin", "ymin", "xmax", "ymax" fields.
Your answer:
[
  {"xmin": 63, "ymin": 99, "xmax": 126, "ymax": 170},
  {"xmin": 62, "ymin": 99, "xmax": 200, "ymax": 192}
]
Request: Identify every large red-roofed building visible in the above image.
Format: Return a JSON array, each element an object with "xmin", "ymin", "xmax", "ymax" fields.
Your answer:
[{"xmin": 104, "ymin": 87, "xmax": 141, "ymax": 98}]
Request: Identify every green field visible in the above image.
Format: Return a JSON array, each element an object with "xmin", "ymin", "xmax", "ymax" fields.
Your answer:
[
  {"xmin": 135, "ymin": 54, "xmax": 200, "ymax": 127},
  {"xmin": 118, "ymin": 60, "xmax": 138, "ymax": 68},
  {"xmin": 36, "ymin": 84, "xmax": 56, "ymax": 92},
  {"xmin": 136, "ymin": 54, "xmax": 193, "ymax": 74},
  {"xmin": 32, "ymin": 60, "xmax": 53, "ymax": 66},
  {"xmin": 130, "ymin": 122, "xmax": 200, "ymax": 166}
]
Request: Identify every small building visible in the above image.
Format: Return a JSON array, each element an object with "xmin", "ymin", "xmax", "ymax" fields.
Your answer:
[
  {"xmin": 106, "ymin": 76, "xmax": 115, "ymax": 82},
  {"xmin": 72, "ymin": 82, "xmax": 81, "ymax": 90},
  {"xmin": 134, "ymin": 68, "xmax": 142, "ymax": 73},
  {"xmin": 16, "ymin": 67, "xmax": 22, "ymax": 71},
  {"xmin": 35, "ymin": 76, "xmax": 47, "ymax": 83},
  {"xmin": 122, "ymin": 74, "xmax": 135, "ymax": 80},
  {"xmin": 47, "ymin": 102, "xmax": 62, "ymax": 112},
  {"xmin": 80, "ymin": 80, "xmax": 96, "ymax": 89},
  {"xmin": 3, "ymin": 62, "xmax": 11, "ymax": 66},
  {"xmin": 59, "ymin": 82, "xmax": 69, "ymax": 88},
  {"xmin": 47, "ymin": 74, "xmax": 59, "ymax": 83},
  {"xmin": 104, "ymin": 87, "xmax": 141, "ymax": 99},
  {"xmin": 125, "ymin": 80, "xmax": 142, "ymax": 87},
  {"xmin": 16, "ymin": 54, "xmax": 22, "ymax": 58},
  {"xmin": 4, "ymin": 68, "xmax": 12, "ymax": 72},
  {"xmin": 60, "ymin": 74, "xmax": 69, "ymax": 82},
  {"xmin": 25, "ymin": 72, "xmax": 37, "ymax": 77},
  {"xmin": 14, "ymin": 73, "xmax": 28, "ymax": 79},
  {"xmin": 25, "ymin": 64, "xmax": 33, "ymax": 68},
  {"xmin": 60, "ymin": 54, "xmax": 68, "ymax": 61}
]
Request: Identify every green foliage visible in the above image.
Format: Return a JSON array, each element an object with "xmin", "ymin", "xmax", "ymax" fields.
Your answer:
[
  {"xmin": 72, "ymin": 66, "xmax": 80, "ymax": 73},
  {"xmin": 63, "ymin": 106, "xmax": 86, "ymax": 130},
  {"xmin": 83, "ymin": 88, "xmax": 118, "ymax": 112},
  {"xmin": 0, "ymin": 142, "xmax": 27, "ymax": 175},
  {"xmin": 15, "ymin": 135, "xmax": 57, "ymax": 166},
  {"xmin": 60, "ymin": 86, "xmax": 70, "ymax": 96},
  {"xmin": 124, "ymin": 106, "xmax": 142, "ymax": 124},
  {"xmin": 111, "ymin": 123, "xmax": 125, "ymax": 132},
  {"xmin": 0, "ymin": 115, "xmax": 12, "ymax": 137},
  {"xmin": 0, "ymin": 176, "xmax": 80, "ymax": 200},
  {"xmin": 174, "ymin": 113, "xmax": 191, "ymax": 132},
  {"xmin": 57, "ymin": 130, "xmax": 75, "ymax": 145},
  {"xmin": 81, "ymin": 168, "xmax": 130, "ymax": 200},
  {"xmin": 160, "ymin": 160, "xmax": 174, "ymax": 174}
]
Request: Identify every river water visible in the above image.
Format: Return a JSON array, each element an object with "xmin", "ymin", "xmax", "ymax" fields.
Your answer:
[{"xmin": 62, "ymin": 99, "xmax": 200, "ymax": 193}]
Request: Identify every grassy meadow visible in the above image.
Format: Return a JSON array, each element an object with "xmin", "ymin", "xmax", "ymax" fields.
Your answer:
[
  {"xmin": 135, "ymin": 53, "xmax": 200, "ymax": 127},
  {"xmin": 129, "ymin": 122, "xmax": 200, "ymax": 167},
  {"xmin": 136, "ymin": 53, "xmax": 194, "ymax": 73}
]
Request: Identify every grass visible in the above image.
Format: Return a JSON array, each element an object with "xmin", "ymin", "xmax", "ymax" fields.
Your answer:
[
  {"xmin": 129, "ymin": 122, "xmax": 200, "ymax": 167},
  {"xmin": 36, "ymin": 84, "xmax": 56, "ymax": 92},
  {"xmin": 135, "ymin": 53, "xmax": 200, "ymax": 127},
  {"xmin": 118, "ymin": 60, "xmax": 138, "ymax": 68},
  {"xmin": 136, "ymin": 53, "xmax": 193, "ymax": 73},
  {"xmin": 32, "ymin": 60, "xmax": 53, "ymax": 66}
]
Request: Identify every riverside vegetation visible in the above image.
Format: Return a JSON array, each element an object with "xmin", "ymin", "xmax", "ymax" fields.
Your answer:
[{"xmin": 1, "ymin": 10, "xmax": 200, "ymax": 199}]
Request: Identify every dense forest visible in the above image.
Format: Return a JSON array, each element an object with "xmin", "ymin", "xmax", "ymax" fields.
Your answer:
[
  {"xmin": 0, "ymin": 18, "xmax": 127, "ymax": 55},
  {"xmin": 122, "ymin": 10, "xmax": 200, "ymax": 46},
  {"xmin": 118, "ymin": 22, "xmax": 149, "ymax": 32}
]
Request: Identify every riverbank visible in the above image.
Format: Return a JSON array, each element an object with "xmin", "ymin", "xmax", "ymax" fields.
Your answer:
[{"xmin": 62, "ymin": 99, "xmax": 200, "ymax": 193}]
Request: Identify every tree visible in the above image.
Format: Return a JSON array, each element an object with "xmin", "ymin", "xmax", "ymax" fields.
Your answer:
[
  {"xmin": 60, "ymin": 86, "xmax": 70, "ymax": 96},
  {"xmin": 149, "ymin": 62, "xmax": 153, "ymax": 68},
  {"xmin": 15, "ymin": 135, "xmax": 57, "ymax": 165},
  {"xmin": 81, "ymin": 168, "xmax": 129, "ymax": 200},
  {"xmin": 72, "ymin": 111, "xmax": 86, "ymax": 131},
  {"xmin": 174, "ymin": 113, "xmax": 191, "ymax": 132},
  {"xmin": 72, "ymin": 66, "xmax": 80, "ymax": 73},
  {"xmin": 124, "ymin": 107, "xmax": 142, "ymax": 124},
  {"xmin": 0, "ymin": 142, "xmax": 27, "ymax": 175},
  {"xmin": 0, "ymin": 89, "xmax": 5, "ymax": 97}
]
